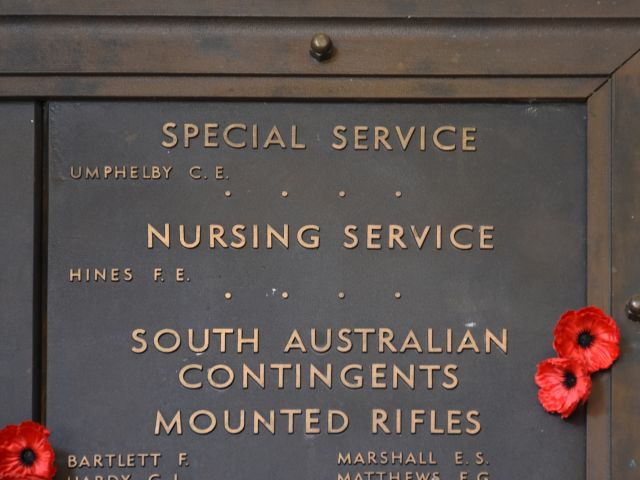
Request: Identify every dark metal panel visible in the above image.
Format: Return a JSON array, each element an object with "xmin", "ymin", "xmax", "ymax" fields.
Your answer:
[
  {"xmin": 612, "ymin": 52, "xmax": 640, "ymax": 480},
  {"xmin": 46, "ymin": 100, "xmax": 587, "ymax": 479},
  {"xmin": 0, "ymin": 76, "xmax": 606, "ymax": 100},
  {"xmin": 586, "ymin": 81, "xmax": 612, "ymax": 480},
  {"xmin": 1, "ymin": 0, "xmax": 638, "ymax": 18},
  {"xmin": 0, "ymin": 18, "xmax": 638, "ymax": 76},
  {"xmin": 0, "ymin": 103, "xmax": 37, "ymax": 424}
]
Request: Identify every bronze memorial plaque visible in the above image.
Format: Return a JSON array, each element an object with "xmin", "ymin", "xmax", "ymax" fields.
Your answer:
[
  {"xmin": 46, "ymin": 101, "xmax": 587, "ymax": 479},
  {"xmin": 2, "ymin": 5, "xmax": 640, "ymax": 480}
]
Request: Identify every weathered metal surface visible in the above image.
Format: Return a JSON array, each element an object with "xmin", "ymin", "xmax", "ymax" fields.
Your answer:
[
  {"xmin": 612, "ymin": 51, "xmax": 640, "ymax": 480},
  {"xmin": 46, "ymin": 100, "xmax": 587, "ymax": 479},
  {"xmin": 0, "ymin": 76, "xmax": 607, "ymax": 100},
  {"xmin": 0, "ymin": 18, "xmax": 637, "ymax": 76},
  {"xmin": 1, "ymin": 0, "xmax": 639, "ymax": 18},
  {"xmin": 586, "ymin": 81, "xmax": 613, "ymax": 480},
  {"xmin": 0, "ymin": 103, "xmax": 37, "ymax": 425}
]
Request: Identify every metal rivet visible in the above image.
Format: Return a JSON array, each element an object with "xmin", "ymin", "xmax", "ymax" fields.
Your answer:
[
  {"xmin": 395, "ymin": 191, "xmax": 402, "ymax": 198},
  {"xmin": 394, "ymin": 292, "xmax": 402, "ymax": 299},
  {"xmin": 224, "ymin": 190, "xmax": 232, "ymax": 197},
  {"xmin": 282, "ymin": 291, "xmax": 289, "ymax": 299},
  {"xmin": 281, "ymin": 191, "xmax": 289, "ymax": 198},
  {"xmin": 338, "ymin": 291, "xmax": 345, "ymax": 299},
  {"xmin": 224, "ymin": 292, "xmax": 232, "ymax": 300},
  {"xmin": 338, "ymin": 190, "xmax": 346, "ymax": 198},
  {"xmin": 626, "ymin": 294, "xmax": 640, "ymax": 321},
  {"xmin": 310, "ymin": 33, "xmax": 334, "ymax": 62}
]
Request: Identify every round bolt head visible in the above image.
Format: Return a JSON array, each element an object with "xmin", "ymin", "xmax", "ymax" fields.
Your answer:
[
  {"xmin": 310, "ymin": 33, "xmax": 334, "ymax": 61},
  {"xmin": 626, "ymin": 293, "xmax": 640, "ymax": 321}
]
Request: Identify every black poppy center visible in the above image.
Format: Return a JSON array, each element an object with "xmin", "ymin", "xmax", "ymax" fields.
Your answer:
[
  {"xmin": 20, "ymin": 448, "xmax": 36, "ymax": 467},
  {"xmin": 563, "ymin": 371, "xmax": 577, "ymax": 389},
  {"xmin": 577, "ymin": 330, "xmax": 594, "ymax": 348}
]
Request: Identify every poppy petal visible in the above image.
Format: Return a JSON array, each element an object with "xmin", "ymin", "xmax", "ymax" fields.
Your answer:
[
  {"xmin": 0, "ymin": 422, "xmax": 56, "ymax": 480},
  {"xmin": 553, "ymin": 306, "xmax": 620, "ymax": 373},
  {"xmin": 535, "ymin": 357, "xmax": 591, "ymax": 418}
]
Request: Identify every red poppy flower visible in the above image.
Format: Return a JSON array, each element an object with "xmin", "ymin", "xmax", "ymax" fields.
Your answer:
[
  {"xmin": 535, "ymin": 357, "xmax": 592, "ymax": 419},
  {"xmin": 0, "ymin": 421, "xmax": 56, "ymax": 480},
  {"xmin": 553, "ymin": 306, "xmax": 620, "ymax": 373}
]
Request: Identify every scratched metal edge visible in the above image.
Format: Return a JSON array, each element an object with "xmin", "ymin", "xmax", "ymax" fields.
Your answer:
[
  {"xmin": 0, "ymin": 76, "xmax": 606, "ymax": 100},
  {"xmin": 0, "ymin": 0, "xmax": 638, "ymax": 18},
  {"xmin": 611, "ymin": 52, "xmax": 640, "ymax": 480},
  {"xmin": 586, "ymin": 81, "xmax": 612, "ymax": 480}
]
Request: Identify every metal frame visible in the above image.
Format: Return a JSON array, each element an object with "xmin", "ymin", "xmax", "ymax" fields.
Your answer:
[
  {"xmin": 1, "ymin": 9, "xmax": 638, "ymax": 479},
  {"xmin": 1, "ymin": 1, "xmax": 639, "ymax": 18}
]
